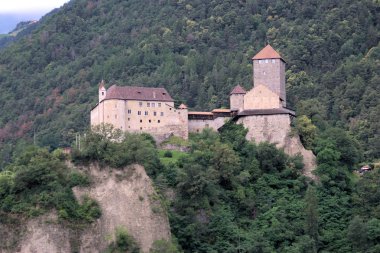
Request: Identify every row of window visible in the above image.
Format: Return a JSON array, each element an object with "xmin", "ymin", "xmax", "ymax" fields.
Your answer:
[
  {"xmin": 258, "ymin": 59, "xmax": 276, "ymax": 64},
  {"xmin": 108, "ymin": 111, "xmax": 164, "ymax": 119},
  {"xmin": 138, "ymin": 119, "xmax": 161, "ymax": 123},
  {"xmin": 139, "ymin": 102, "xmax": 161, "ymax": 108},
  {"xmin": 136, "ymin": 111, "xmax": 164, "ymax": 116}
]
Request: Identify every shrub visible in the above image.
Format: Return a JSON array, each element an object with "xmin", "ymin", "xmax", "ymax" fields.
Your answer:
[
  {"xmin": 164, "ymin": 150, "xmax": 173, "ymax": 158},
  {"xmin": 106, "ymin": 227, "xmax": 140, "ymax": 253}
]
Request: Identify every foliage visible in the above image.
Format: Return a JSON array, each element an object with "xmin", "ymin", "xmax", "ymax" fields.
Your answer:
[
  {"xmin": 144, "ymin": 124, "xmax": 377, "ymax": 252},
  {"xmin": 72, "ymin": 124, "xmax": 161, "ymax": 175},
  {"xmin": 294, "ymin": 115, "xmax": 317, "ymax": 149},
  {"xmin": 150, "ymin": 239, "xmax": 181, "ymax": 253},
  {"xmin": 0, "ymin": 146, "xmax": 100, "ymax": 223},
  {"xmin": 105, "ymin": 227, "xmax": 140, "ymax": 253}
]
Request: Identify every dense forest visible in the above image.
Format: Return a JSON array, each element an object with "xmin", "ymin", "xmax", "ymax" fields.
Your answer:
[
  {"xmin": 0, "ymin": 0, "xmax": 378, "ymax": 167},
  {"xmin": 1, "ymin": 124, "xmax": 379, "ymax": 252}
]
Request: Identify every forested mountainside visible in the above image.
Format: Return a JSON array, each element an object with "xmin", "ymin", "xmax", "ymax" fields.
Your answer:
[
  {"xmin": 0, "ymin": 0, "xmax": 379, "ymax": 163},
  {"xmin": 1, "ymin": 124, "xmax": 379, "ymax": 252}
]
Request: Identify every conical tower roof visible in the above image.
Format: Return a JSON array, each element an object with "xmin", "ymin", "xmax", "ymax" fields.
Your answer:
[
  {"xmin": 230, "ymin": 85, "xmax": 247, "ymax": 95},
  {"xmin": 252, "ymin": 44, "xmax": 284, "ymax": 61},
  {"xmin": 99, "ymin": 80, "xmax": 105, "ymax": 89}
]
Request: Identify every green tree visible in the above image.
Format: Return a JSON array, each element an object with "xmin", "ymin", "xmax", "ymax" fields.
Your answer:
[
  {"xmin": 295, "ymin": 115, "xmax": 317, "ymax": 149},
  {"xmin": 304, "ymin": 186, "xmax": 318, "ymax": 252}
]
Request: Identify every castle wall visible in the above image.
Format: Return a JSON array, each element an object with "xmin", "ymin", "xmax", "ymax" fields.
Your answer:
[
  {"xmin": 237, "ymin": 114, "xmax": 291, "ymax": 147},
  {"xmin": 188, "ymin": 117, "xmax": 229, "ymax": 133}
]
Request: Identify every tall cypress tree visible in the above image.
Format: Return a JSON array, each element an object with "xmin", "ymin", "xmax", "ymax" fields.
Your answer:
[{"xmin": 305, "ymin": 185, "xmax": 319, "ymax": 252}]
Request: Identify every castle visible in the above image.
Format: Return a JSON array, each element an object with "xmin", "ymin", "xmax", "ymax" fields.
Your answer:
[{"xmin": 91, "ymin": 45, "xmax": 315, "ymax": 175}]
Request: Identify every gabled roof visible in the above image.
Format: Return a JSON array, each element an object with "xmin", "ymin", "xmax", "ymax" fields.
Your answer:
[
  {"xmin": 105, "ymin": 85, "xmax": 174, "ymax": 102},
  {"xmin": 252, "ymin": 44, "xmax": 284, "ymax": 61},
  {"xmin": 230, "ymin": 85, "xmax": 247, "ymax": 95},
  {"xmin": 179, "ymin": 103, "xmax": 188, "ymax": 109}
]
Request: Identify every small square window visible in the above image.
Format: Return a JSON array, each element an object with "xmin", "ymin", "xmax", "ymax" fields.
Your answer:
[
  {"xmin": 154, "ymin": 112, "xmax": 157, "ymax": 116},
  {"xmin": 145, "ymin": 111, "xmax": 148, "ymax": 115},
  {"xmin": 140, "ymin": 119, "xmax": 142, "ymax": 123},
  {"xmin": 158, "ymin": 103, "xmax": 161, "ymax": 107},
  {"xmin": 128, "ymin": 109, "xmax": 131, "ymax": 114},
  {"xmin": 138, "ymin": 111, "xmax": 141, "ymax": 115},
  {"xmin": 152, "ymin": 103, "xmax": 155, "ymax": 107},
  {"xmin": 147, "ymin": 103, "xmax": 150, "ymax": 107},
  {"xmin": 160, "ymin": 112, "xmax": 164, "ymax": 116},
  {"xmin": 139, "ymin": 102, "xmax": 143, "ymax": 107}
]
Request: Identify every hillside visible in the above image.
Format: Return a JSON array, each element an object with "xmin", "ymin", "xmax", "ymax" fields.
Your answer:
[
  {"xmin": 1, "ymin": 126, "xmax": 379, "ymax": 252},
  {"xmin": 0, "ymin": 0, "xmax": 379, "ymax": 165}
]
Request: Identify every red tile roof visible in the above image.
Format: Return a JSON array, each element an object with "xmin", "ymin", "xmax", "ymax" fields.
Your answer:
[
  {"xmin": 252, "ymin": 44, "xmax": 283, "ymax": 60},
  {"xmin": 105, "ymin": 85, "xmax": 174, "ymax": 102},
  {"xmin": 230, "ymin": 85, "xmax": 247, "ymax": 95}
]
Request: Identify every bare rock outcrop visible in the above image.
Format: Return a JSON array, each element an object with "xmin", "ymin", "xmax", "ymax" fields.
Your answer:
[
  {"xmin": 284, "ymin": 136, "xmax": 317, "ymax": 180},
  {"xmin": 0, "ymin": 164, "xmax": 170, "ymax": 253},
  {"xmin": 73, "ymin": 163, "xmax": 171, "ymax": 253}
]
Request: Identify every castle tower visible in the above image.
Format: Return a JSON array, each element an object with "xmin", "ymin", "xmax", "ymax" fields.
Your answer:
[
  {"xmin": 252, "ymin": 45, "xmax": 286, "ymax": 106},
  {"xmin": 230, "ymin": 85, "xmax": 246, "ymax": 111},
  {"xmin": 99, "ymin": 80, "xmax": 106, "ymax": 102}
]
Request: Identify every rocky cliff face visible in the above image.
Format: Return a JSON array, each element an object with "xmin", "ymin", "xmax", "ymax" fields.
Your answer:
[
  {"xmin": 238, "ymin": 114, "xmax": 317, "ymax": 180},
  {"xmin": 0, "ymin": 164, "xmax": 171, "ymax": 253}
]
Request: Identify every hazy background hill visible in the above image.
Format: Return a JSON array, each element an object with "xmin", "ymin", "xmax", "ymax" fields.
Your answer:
[{"xmin": 0, "ymin": 0, "xmax": 379, "ymax": 163}]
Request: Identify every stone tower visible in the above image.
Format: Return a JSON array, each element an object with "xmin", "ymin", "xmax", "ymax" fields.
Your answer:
[
  {"xmin": 230, "ymin": 85, "xmax": 246, "ymax": 111},
  {"xmin": 99, "ymin": 80, "xmax": 106, "ymax": 102},
  {"xmin": 252, "ymin": 45, "xmax": 286, "ymax": 106}
]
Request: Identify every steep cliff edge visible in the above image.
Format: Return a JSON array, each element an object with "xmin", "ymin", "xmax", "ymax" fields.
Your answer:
[
  {"xmin": 0, "ymin": 164, "xmax": 170, "ymax": 253},
  {"xmin": 73, "ymin": 163, "xmax": 171, "ymax": 253},
  {"xmin": 238, "ymin": 115, "xmax": 317, "ymax": 180}
]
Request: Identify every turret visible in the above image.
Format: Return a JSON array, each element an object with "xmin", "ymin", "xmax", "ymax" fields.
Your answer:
[
  {"xmin": 230, "ymin": 85, "xmax": 246, "ymax": 111},
  {"xmin": 99, "ymin": 80, "xmax": 106, "ymax": 102},
  {"xmin": 252, "ymin": 45, "xmax": 286, "ymax": 106}
]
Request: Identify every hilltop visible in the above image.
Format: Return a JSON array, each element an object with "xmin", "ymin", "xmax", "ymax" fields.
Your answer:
[{"xmin": 0, "ymin": 0, "xmax": 378, "ymax": 164}]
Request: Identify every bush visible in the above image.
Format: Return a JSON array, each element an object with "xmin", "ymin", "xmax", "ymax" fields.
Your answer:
[
  {"xmin": 73, "ymin": 124, "xmax": 162, "ymax": 175},
  {"xmin": 0, "ymin": 147, "xmax": 101, "ymax": 224},
  {"xmin": 164, "ymin": 150, "xmax": 173, "ymax": 158},
  {"xmin": 106, "ymin": 227, "xmax": 140, "ymax": 253}
]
